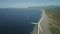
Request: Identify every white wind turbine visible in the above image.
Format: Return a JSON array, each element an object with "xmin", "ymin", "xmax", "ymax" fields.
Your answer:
[{"xmin": 31, "ymin": 10, "xmax": 45, "ymax": 34}]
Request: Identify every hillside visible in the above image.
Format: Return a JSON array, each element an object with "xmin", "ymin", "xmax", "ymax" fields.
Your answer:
[
  {"xmin": 45, "ymin": 7, "xmax": 60, "ymax": 34},
  {"xmin": 31, "ymin": 6, "xmax": 60, "ymax": 34}
]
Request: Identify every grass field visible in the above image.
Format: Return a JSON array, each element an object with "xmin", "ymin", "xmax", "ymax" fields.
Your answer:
[{"xmin": 45, "ymin": 8, "xmax": 60, "ymax": 34}]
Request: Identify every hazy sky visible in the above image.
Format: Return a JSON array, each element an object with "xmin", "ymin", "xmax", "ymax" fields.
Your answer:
[{"xmin": 0, "ymin": 0, "xmax": 60, "ymax": 8}]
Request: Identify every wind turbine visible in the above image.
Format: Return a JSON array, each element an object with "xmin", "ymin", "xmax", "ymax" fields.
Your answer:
[
  {"xmin": 31, "ymin": 22, "xmax": 43, "ymax": 34},
  {"xmin": 31, "ymin": 10, "xmax": 45, "ymax": 34}
]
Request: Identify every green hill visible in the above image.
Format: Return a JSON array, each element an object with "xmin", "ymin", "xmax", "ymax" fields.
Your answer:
[
  {"xmin": 31, "ymin": 6, "xmax": 60, "ymax": 34},
  {"xmin": 45, "ymin": 7, "xmax": 60, "ymax": 34}
]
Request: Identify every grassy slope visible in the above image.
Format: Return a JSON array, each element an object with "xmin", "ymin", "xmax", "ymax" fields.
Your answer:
[{"xmin": 45, "ymin": 8, "xmax": 60, "ymax": 34}]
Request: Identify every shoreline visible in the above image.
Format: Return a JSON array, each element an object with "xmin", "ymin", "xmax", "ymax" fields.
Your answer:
[
  {"xmin": 31, "ymin": 11, "xmax": 44, "ymax": 34},
  {"xmin": 31, "ymin": 10, "xmax": 51, "ymax": 34}
]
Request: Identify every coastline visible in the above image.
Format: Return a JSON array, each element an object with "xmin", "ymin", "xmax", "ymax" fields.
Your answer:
[
  {"xmin": 31, "ymin": 10, "xmax": 51, "ymax": 34},
  {"xmin": 30, "ymin": 10, "xmax": 43, "ymax": 34}
]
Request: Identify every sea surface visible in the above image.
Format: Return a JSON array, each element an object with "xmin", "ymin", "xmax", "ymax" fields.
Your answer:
[{"xmin": 0, "ymin": 8, "xmax": 42, "ymax": 34}]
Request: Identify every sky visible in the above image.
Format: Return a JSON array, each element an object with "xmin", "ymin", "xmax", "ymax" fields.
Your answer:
[{"xmin": 0, "ymin": 0, "xmax": 60, "ymax": 8}]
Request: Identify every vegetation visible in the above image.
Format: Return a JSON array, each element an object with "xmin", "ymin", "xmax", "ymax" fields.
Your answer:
[{"xmin": 45, "ymin": 8, "xmax": 60, "ymax": 34}]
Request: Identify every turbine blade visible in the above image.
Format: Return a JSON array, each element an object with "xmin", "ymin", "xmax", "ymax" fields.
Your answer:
[
  {"xmin": 38, "ymin": 25, "xmax": 43, "ymax": 32},
  {"xmin": 31, "ymin": 22, "xmax": 38, "ymax": 24}
]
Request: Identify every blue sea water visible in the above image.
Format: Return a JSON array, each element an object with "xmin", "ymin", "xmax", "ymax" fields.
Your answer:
[{"xmin": 0, "ymin": 8, "xmax": 42, "ymax": 34}]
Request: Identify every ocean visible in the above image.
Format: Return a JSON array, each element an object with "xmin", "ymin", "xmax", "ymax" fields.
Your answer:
[{"xmin": 0, "ymin": 8, "xmax": 42, "ymax": 34}]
